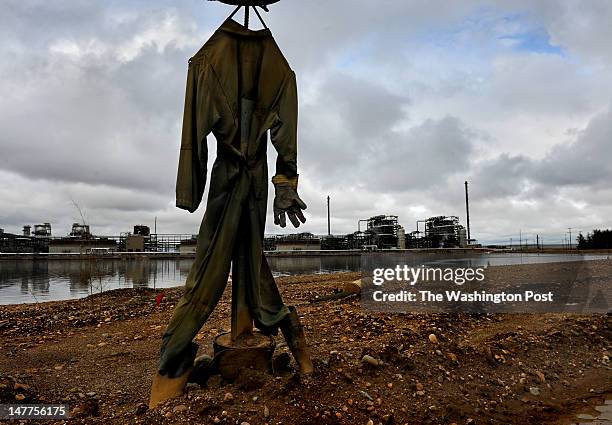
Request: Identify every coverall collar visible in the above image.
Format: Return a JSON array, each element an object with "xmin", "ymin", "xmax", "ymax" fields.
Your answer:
[{"xmin": 221, "ymin": 18, "xmax": 272, "ymax": 38}]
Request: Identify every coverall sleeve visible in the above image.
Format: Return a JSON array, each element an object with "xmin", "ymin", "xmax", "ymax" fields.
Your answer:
[
  {"xmin": 270, "ymin": 71, "xmax": 298, "ymax": 180},
  {"xmin": 176, "ymin": 60, "xmax": 219, "ymax": 213}
]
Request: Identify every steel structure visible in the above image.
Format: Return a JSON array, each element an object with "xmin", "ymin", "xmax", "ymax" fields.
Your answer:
[
  {"xmin": 423, "ymin": 216, "xmax": 467, "ymax": 248},
  {"xmin": 366, "ymin": 215, "xmax": 400, "ymax": 249}
]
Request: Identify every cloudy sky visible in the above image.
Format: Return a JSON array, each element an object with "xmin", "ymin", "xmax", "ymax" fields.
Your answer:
[{"xmin": 1, "ymin": 0, "xmax": 611, "ymax": 245}]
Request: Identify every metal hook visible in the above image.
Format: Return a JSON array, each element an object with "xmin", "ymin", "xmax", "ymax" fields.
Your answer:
[
  {"xmin": 208, "ymin": 0, "xmax": 274, "ymax": 29},
  {"xmin": 252, "ymin": 6, "xmax": 268, "ymax": 29},
  {"xmin": 227, "ymin": 5, "xmax": 241, "ymax": 20}
]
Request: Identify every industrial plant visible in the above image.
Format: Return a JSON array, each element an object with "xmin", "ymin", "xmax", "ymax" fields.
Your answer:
[
  {"xmin": 264, "ymin": 214, "xmax": 470, "ymax": 252},
  {"xmin": 1, "ymin": 212, "xmax": 472, "ymax": 255}
]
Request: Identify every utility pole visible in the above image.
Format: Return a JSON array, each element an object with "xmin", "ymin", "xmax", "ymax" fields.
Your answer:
[
  {"xmin": 155, "ymin": 216, "xmax": 157, "ymax": 234},
  {"xmin": 327, "ymin": 196, "xmax": 331, "ymax": 236},
  {"xmin": 464, "ymin": 181, "xmax": 471, "ymax": 244},
  {"xmin": 568, "ymin": 227, "xmax": 573, "ymax": 249},
  {"xmin": 519, "ymin": 230, "xmax": 522, "ymax": 251}
]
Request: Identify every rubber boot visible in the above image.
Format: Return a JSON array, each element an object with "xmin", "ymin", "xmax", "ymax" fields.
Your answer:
[
  {"xmin": 279, "ymin": 306, "xmax": 314, "ymax": 374},
  {"xmin": 188, "ymin": 354, "xmax": 215, "ymax": 386},
  {"xmin": 148, "ymin": 369, "xmax": 191, "ymax": 409},
  {"xmin": 149, "ymin": 342, "xmax": 198, "ymax": 409}
]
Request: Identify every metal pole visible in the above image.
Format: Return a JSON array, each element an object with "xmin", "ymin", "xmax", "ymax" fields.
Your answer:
[
  {"xmin": 327, "ymin": 196, "xmax": 331, "ymax": 236},
  {"xmin": 464, "ymin": 181, "xmax": 471, "ymax": 244}
]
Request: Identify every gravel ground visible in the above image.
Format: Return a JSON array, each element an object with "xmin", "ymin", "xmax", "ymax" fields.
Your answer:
[{"xmin": 0, "ymin": 263, "xmax": 611, "ymax": 425}]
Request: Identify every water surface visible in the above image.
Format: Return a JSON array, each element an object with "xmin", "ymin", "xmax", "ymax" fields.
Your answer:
[{"xmin": 0, "ymin": 253, "xmax": 608, "ymax": 305}]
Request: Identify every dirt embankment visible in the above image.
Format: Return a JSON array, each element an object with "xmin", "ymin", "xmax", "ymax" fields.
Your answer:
[{"xmin": 0, "ymin": 272, "xmax": 610, "ymax": 424}]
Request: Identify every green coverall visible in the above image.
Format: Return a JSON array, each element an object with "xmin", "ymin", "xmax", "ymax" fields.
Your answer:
[{"xmin": 158, "ymin": 19, "xmax": 300, "ymax": 378}]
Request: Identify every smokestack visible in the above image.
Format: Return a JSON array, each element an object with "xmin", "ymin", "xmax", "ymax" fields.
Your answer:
[
  {"xmin": 327, "ymin": 196, "xmax": 331, "ymax": 236},
  {"xmin": 464, "ymin": 181, "xmax": 471, "ymax": 245}
]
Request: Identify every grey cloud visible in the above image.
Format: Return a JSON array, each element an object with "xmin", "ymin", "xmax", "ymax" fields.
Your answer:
[
  {"xmin": 368, "ymin": 116, "xmax": 475, "ymax": 192},
  {"xmin": 539, "ymin": 0, "xmax": 612, "ymax": 64},
  {"xmin": 471, "ymin": 153, "xmax": 532, "ymax": 199},
  {"xmin": 0, "ymin": 8, "xmax": 199, "ymax": 194},
  {"xmin": 320, "ymin": 74, "xmax": 407, "ymax": 138},
  {"xmin": 298, "ymin": 72, "xmax": 409, "ymax": 182},
  {"xmin": 1, "ymin": 0, "xmax": 612, "ymax": 242},
  {"xmin": 471, "ymin": 106, "xmax": 612, "ymax": 200},
  {"xmin": 535, "ymin": 107, "xmax": 612, "ymax": 187}
]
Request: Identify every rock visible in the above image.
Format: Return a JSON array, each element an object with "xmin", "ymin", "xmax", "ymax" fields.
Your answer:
[
  {"xmin": 529, "ymin": 387, "xmax": 540, "ymax": 396},
  {"xmin": 223, "ymin": 392, "xmax": 234, "ymax": 402},
  {"xmin": 15, "ymin": 393, "xmax": 26, "ymax": 401},
  {"xmin": 71, "ymin": 399, "xmax": 100, "ymax": 417},
  {"xmin": 264, "ymin": 405, "xmax": 270, "ymax": 418},
  {"xmin": 135, "ymin": 403, "xmax": 147, "ymax": 415},
  {"xmin": 428, "ymin": 334, "xmax": 439, "ymax": 344},
  {"xmin": 173, "ymin": 405, "xmax": 188, "ymax": 413},
  {"xmin": 367, "ymin": 420, "xmax": 374, "ymax": 425},
  {"xmin": 14, "ymin": 382, "xmax": 29, "ymax": 391},
  {"xmin": 272, "ymin": 352, "xmax": 291, "ymax": 372},
  {"xmin": 416, "ymin": 382, "xmax": 424, "ymax": 391},
  {"xmin": 576, "ymin": 414, "xmax": 595, "ymax": 420},
  {"xmin": 361, "ymin": 355, "xmax": 380, "ymax": 367},
  {"xmin": 416, "ymin": 391, "xmax": 425, "ymax": 396},
  {"xmin": 447, "ymin": 353, "xmax": 458, "ymax": 362},
  {"xmin": 360, "ymin": 390, "xmax": 373, "ymax": 401},
  {"xmin": 236, "ymin": 368, "xmax": 266, "ymax": 391},
  {"xmin": 534, "ymin": 371, "xmax": 545, "ymax": 383},
  {"xmin": 213, "ymin": 417, "xmax": 221, "ymax": 424},
  {"xmin": 241, "ymin": 422, "xmax": 251, "ymax": 425}
]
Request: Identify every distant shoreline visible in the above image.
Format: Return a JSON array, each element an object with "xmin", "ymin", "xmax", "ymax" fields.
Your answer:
[{"xmin": 1, "ymin": 248, "xmax": 610, "ymax": 261}]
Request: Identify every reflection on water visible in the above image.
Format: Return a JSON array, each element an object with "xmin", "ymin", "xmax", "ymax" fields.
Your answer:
[
  {"xmin": 267, "ymin": 255, "xmax": 361, "ymax": 276},
  {"xmin": 0, "ymin": 256, "xmax": 360, "ymax": 305},
  {"xmin": 0, "ymin": 259, "xmax": 192, "ymax": 305},
  {"xmin": 0, "ymin": 253, "xmax": 608, "ymax": 305}
]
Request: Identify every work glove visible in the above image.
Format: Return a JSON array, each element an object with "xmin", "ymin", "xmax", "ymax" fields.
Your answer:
[{"xmin": 272, "ymin": 175, "xmax": 307, "ymax": 228}]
